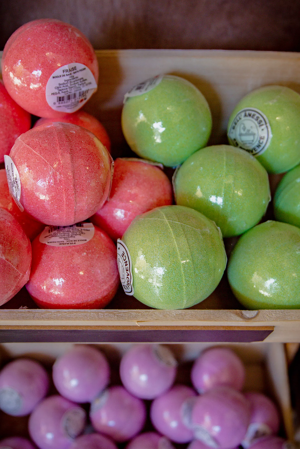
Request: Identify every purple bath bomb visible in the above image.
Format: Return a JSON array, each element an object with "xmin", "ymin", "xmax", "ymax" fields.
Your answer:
[
  {"xmin": 0, "ymin": 437, "xmax": 36, "ymax": 449},
  {"xmin": 191, "ymin": 347, "xmax": 245, "ymax": 393},
  {"xmin": 120, "ymin": 344, "xmax": 177, "ymax": 399},
  {"xmin": 0, "ymin": 358, "xmax": 49, "ymax": 416},
  {"xmin": 69, "ymin": 434, "xmax": 117, "ymax": 449},
  {"xmin": 53, "ymin": 345, "xmax": 110, "ymax": 403},
  {"xmin": 90, "ymin": 386, "xmax": 146, "ymax": 442},
  {"xmin": 126, "ymin": 432, "xmax": 175, "ymax": 449},
  {"xmin": 248, "ymin": 436, "xmax": 287, "ymax": 449}
]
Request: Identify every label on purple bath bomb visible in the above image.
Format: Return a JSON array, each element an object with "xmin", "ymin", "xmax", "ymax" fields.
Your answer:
[
  {"xmin": 123, "ymin": 75, "xmax": 163, "ymax": 103},
  {"xmin": 0, "ymin": 388, "xmax": 22, "ymax": 415},
  {"xmin": 194, "ymin": 425, "xmax": 219, "ymax": 448},
  {"xmin": 228, "ymin": 108, "xmax": 272, "ymax": 156},
  {"xmin": 4, "ymin": 155, "xmax": 24, "ymax": 212},
  {"xmin": 242, "ymin": 422, "xmax": 272, "ymax": 448},
  {"xmin": 62, "ymin": 407, "xmax": 86, "ymax": 438},
  {"xmin": 117, "ymin": 239, "xmax": 134, "ymax": 295},
  {"xmin": 46, "ymin": 63, "xmax": 97, "ymax": 113},
  {"xmin": 40, "ymin": 223, "xmax": 95, "ymax": 246}
]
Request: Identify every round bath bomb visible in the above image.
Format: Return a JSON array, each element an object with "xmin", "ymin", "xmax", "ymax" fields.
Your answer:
[
  {"xmin": 90, "ymin": 386, "xmax": 147, "ymax": 442},
  {"xmin": 69, "ymin": 434, "xmax": 117, "ymax": 449},
  {"xmin": 2, "ymin": 19, "xmax": 98, "ymax": 118},
  {"xmin": 227, "ymin": 85, "xmax": 300, "ymax": 174},
  {"xmin": 0, "ymin": 80, "xmax": 31, "ymax": 163},
  {"xmin": 0, "ymin": 358, "xmax": 49, "ymax": 416},
  {"xmin": 34, "ymin": 111, "xmax": 111, "ymax": 152},
  {"xmin": 188, "ymin": 441, "xmax": 239, "ymax": 449},
  {"xmin": 26, "ymin": 223, "xmax": 119, "ymax": 309},
  {"xmin": 174, "ymin": 145, "xmax": 270, "ymax": 237},
  {"xmin": 119, "ymin": 205, "xmax": 227, "ymax": 309},
  {"xmin": 248, "ymin": 436, "xmax": 287, "ymax": 449},
  {"xmin": 227, "ymin": 220, "xmax": 300, "ymax": 309},
  {"xmin": 53, "ymin": 345, "xmax": 110, "ymax": 403},
  {"xmin": 274, "ymin": 164, "xmax": 300, "ymax": 227},
  {"xmin": 29, "ymin": 395, "xmax": 86, "ymax": 449},
  {"xmin": 121, "ymin": 75, "xmax": 212, "ymax": 167},
  {"xmin": 8, "ymin": 122, "xmax": 112, "ymax": 226},
  {"xmin": 0, "ymin": 437, "xmax": 36, "ymax": 449},
  {"xmin": 91, "ymin": 158, "xmax": 173, "ymax": 240},
  {"xmin": 126, "ymin": 432, "xmax": 175, "ymax": 449},
  {"xmin": 191, "ymin": 347, "xmax": 245, "ymax": 393},
  {"xmin": 0, "ymin": 208, "xmax": 32, "ymax": 306},
  {"xmin": 120, "ymin": 344, "xmax": 177, "ymax": 399}
]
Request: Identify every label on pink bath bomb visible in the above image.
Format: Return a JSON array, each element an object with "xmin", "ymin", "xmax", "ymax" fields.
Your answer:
[
  {"xmin": 62, "ymin": 407, "xmax": 86, "ymax": 438},
  {"xmin": 242, "ymin": 422, "xmax": 272, "ymax": 448},
  {"xmin": 124, "ymin": 75, "xmax": 163, "ymax": 103},
  {"xmin": 153, "ymin": 344, "xmax": 178, "ymax": 367},
  {"xmin": 40, "ymin": 223, "xmax": 95, "ymax": 246},
  {"xmin": 90, "ymin": 389, "xmax": 109, "ymax": 413},
  {"xmin": 46, "ymin": 63, "xmax": 97, "ymax": 113},
  {"xmin": 117, "ymin": 239, "xmax": 134, "ymax": 295},
  {"xmin": 159, "ymin": 437, "xmax": 176, "ymax": 449},
  {"xmin": 0, "ymin": 388, "xmax": 22, "ymax": 415},
  {"xmin": 4, "ymin": 155, "xmax": 24, "ymax": 212},
  {"xmin": 194, "ymin": 426, "xmax": 219, "ymax": 448},
  {"xmin": 181, "ymin": 396, "xmax": 197, "ymax": 429}
]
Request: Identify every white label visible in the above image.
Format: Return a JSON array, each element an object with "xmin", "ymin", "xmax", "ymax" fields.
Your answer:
[
  {"xmin": 0, "ymin": 388, "xmax": 22, "ymax": 415},
  {"xmin": 117, "ymin": 240, "xmax": 134, "ymax": 295},
  {"xmin": 4, "ymin": 155, "xmax": 24, "ymax": 212},
  {"xmin": 228, "ymin": 108, "xmax": 272, "ymax": 156},
  {"xmin": 153, "ymin": 345, "xmax": 177, "ymax": 368},
  {"xmin": 90, "ymin": 389, "xmax": 109, "ymax": 413},
  {"xmin": 242, "ymin": 422, "xmax": 272, "ymax": 448},
  {"xmin": 124, "ymin": 75, "xmax": 163, "ymax": 103},
  {"xmin": 46, "ymin": 63, "xmax": 97, "ymax": 113},
  {"xmin": 39, "ymin": 223, "xmax": 95, "ymax": 247},
  {"xmin": 194, "ymin": 426, "xmax": 219, "ymax": 448},
  {"xmin": 63, "ymin": 407, "xmax": 86, "ymax": 439},
  {"xmin": 181, "ymin": 396, "xmax": 197, "ymax": 429}
]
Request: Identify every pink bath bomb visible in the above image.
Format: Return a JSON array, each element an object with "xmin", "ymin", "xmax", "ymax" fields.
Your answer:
[
  {"xmin": 69, "ymin": 434, "xmax": 117, "ymax": 449},
  {"xmin": 0, "ymin": 170, "xmax": 44, "ymax": 241},
  {"xmin": 34, "ymin": 111, "xmax": 111, "ymax": 152},
  {"xmin": 2, "ymin": 19, "xmax": 98, "ymax": 118},
  {"xmin": 191, "ymin": 347, "xmax": 245, "ymax": 393},
  {"xmin": 188, "ymin": 441, "xmax": 239, "ymax": 449},
  {"xmin": 0, "ymin": 437, "xmax": 36, "ymax": 449},
  {"xmin": 120, "ymin": 344, "xmax": 177, "ymax": 399},
  {"xmin": 26, "ymin": 224, "xmax": 119, "ymax": 309},
  {"xmin": 126, "ymin": 432, "xmax": 175, "ymax": 449},
  {"xmin": 0, "ymin": 80, "xmax": 31, "ymax": 163},
  {"xmin": 53, "ymin": 345, "xmax": 110, "ymax": 403},
  {"xmin": 90, "ymin": 386, "xmax": 146, "ymax": 442},
  {"xmin": 248, "ymin": 436, "xmax": 287, "ymax": 449},
  {"xmin": 91, "ymin": 158, "xmax": 173, "ymax": 240},
  {"xmin": 0, "ymin": 208, "xmax": 32, "ymax": 306},
  {"xmin": 9, "ymin": 122, "xmax": 112, "ymax": 226}
]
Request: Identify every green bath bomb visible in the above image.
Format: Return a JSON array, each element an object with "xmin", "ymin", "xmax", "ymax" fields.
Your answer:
[
  {"xmin": 120, "ymin": 205, "xmax": 227, "ymax": 309},
  {"xmin": 121, "ymin": 75, "xmax": 212, "ymax": 167},
  {"xmin": 174, "ymin": 145, "xmax": 270, "ymax": 237},
  {"xmin": 274, "ymin": 164, "xmax": 300, "ymax": 228},
  {"xmin": 228, "ymin": 221, "xmax": 300, "ymax": 309},
  {"xmin": 227, "ymin": 85, "xmax": 300, "ymax": 174}
]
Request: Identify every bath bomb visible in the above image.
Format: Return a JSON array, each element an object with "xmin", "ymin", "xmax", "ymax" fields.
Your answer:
[
  {"xmin": 34, "ymin": 111, "xmax": 111, "ymax": 152},
  {"xmin": 69, "ymin": 434, "xmax": 117, "ymax": 449},
  {"xmin": 122, "ymin": 75, "xmax": 212, "ymax": 167},
  {"xmin": 0, "ymin": 170, "xmax": 44, "ymax": 241},
  {"xmin": 119, "ymin": 205, "xmax": 227, "ymax": 309},
  {"xmin": 29, "ymin": 395, "xmax": 86, "ymax": 449},
  {"xmin": 90, "ymin": 386, "xmax": 146, "ymax": 442},
  {"xmin": 26, "ymin": 223, "xmax": 119, "ymax": 309},
  {"xmin": 120, "ymin": 344, "xmax": 177, "ymax": 399},
  {"xmin": 126, "ymin": 432, "xmax": 175, "ymax": 449},
  {"xmin": 8, "ymin": 122, "xmax": 112, "ymax": 226},
  {"xmin": 191, "ymin": 347, "xmax": 245, "ymax": 393},
  {"xmin": 0, "ymin": 358, "xmax": 49, "ymax": 416},
  {"xmin": 0, "ymin": 208, "xmax": 32, "ymax": 306},
  {"xmin": 150, "ymin": 385, "xmax": 196, "ymax": 443},
  {"xmin": 91, "ymin": 158, "xmax": 173, "ymax": 240},
  {"xmin": 227, "ymin": 220, "xmax": 300, "ymax": 309},
  {"xmin": 188, "ymin": 441, "xmax": 239, "ymax": 449},
  {"xmin": 0, "ymin": 80, "xmax": 31, "ymax": 163},
  {"xmin": 2, "ymin": 19, "xmax": 98, "ymax": 118},
  {"xmin": 274, "ymin": 163, "xmax": 300, "ymax": 227},
  {"xmin": 0, "ymin": 437, "xmax": 36, "ymax": 449},
  {"xmin": 248, "ymin": 436, "xmax": 287, "ymax": 449},
  {"xmin": 227, "ymin": 85, "xmax": 300, "ymax": 174},
  {"xmin": 53, "ymin": 345, "xmax": 110, "ymax": 403},
  {"xmin": 174, "ymin": 145, "xmax": 270, "ymax": 237}
]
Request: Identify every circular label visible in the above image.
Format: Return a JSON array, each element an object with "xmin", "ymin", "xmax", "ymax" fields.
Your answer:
[
  {"xmin": 4, "ymin": 155, "xmax": 24, "ymax": 212},
  {"xmin": 194, "ymin": 425, "xmax": 219, "ymax": 448},
  {"xmin": 228, "ymin": 108, "xmax": 272, "ymax": 156},
  {"xmin": 0, "ymin": 388, "xmax": 22, "ymax": 415},
  {"xmin": 39, "ymin": 223, "xmax": 95, "ymax": 247},
  {"xmin": 117, "ymin": 239, "xmax": 134, "ymax": 295},
  {"xmin": 90, "ymin": 389, "xmax": 109, "ymax": 413},
  {"xmin": 124, "ymin": 75, "xmax": 163, "ymax": 103},
  {"xmin": 152, "ymin": 345, "xmax": 177, "ymax": 368},
  {"xmin": 242, "ymin": 422, "xmax": 272, "ymax": 448},
  {"xmin": 62, "ymin": 407, "xmax": 86, "ymax": 439},
  {"xmin": 46, "ymin": 63, "xmax": 97, "ymax": 113}
]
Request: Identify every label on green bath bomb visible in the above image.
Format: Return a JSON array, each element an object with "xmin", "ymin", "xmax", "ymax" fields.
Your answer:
[
  {"xmin": 124, "ymin": 75, "xmax": 163, "ymax": 103},
  {"xmin": 242, "ymin": 422, "xmax": 272, "ymax": 448},
  {"xmin": 4, "ymin": 155, "xmax": 24, "ymax": 212},
  {"xmin": 46, "ymin": 63, "xmax": 97, "ymax": 113},
  {"xmin": 228, "ymin": 108, "xmax": 272, "ymax": 156},
  {"xmin": 40, "ymin": 223, "xmax": 95, "ymax": 246},
  {"xmin": 62, "ymin": 407, "xmax": 86, "ymax": 438},
  {"xmin": 117, "ymin": 239, "xmax": 134, "ymax": 295}
]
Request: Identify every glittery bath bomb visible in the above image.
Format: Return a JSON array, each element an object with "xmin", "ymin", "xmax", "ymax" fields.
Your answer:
[
  {"xmin": 274, "ymin": 163, "xmax": 300, "ymax": 227},
  {"xmin": 0, "ymin": 208, "xmax": 32, "ymax": 306},
  {"xmin": 119, "ymin": 205, "xmax": 227, "ymax": 309},
  {"xmin": 174, "ymin": 145, "xmax": 270, "ymax": 237},
  {"xmin": 26, "ymin": 224, "xmax": 119, "ymax": 309},
  {"xmin": 2, "ymin": 19, "xmax": 98, "ymax": 118},
  {"xmin": 8, "ymin": 122, "xmax": 112, "ymax": 226},
  {"xmin": 92, "ymin": 158, "xmax": 173, "ymax": 240},
  {"xmin": 0, "ymin": 80, "xmax": 31, "ymax": 163},
  {"xmin": 121, "ymin": 75, "xmax": 212, "ymax": 167},
  {"xmin": 227, "ymin": 85, "xmax": 300, "ymax": 174},
  {"xmin": 228, "ymin": 220, "xmax": 300, "ymax": 309}
]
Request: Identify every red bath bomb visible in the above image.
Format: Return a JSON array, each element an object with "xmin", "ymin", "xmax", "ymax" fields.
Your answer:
[
  {"xmin": 9, "ymin": 122, "xmax": 112, "ymax": 226},
  {"xmin": 0, "ymin": 208, "xmax": 32, "ymax": 306},
  {"xmin": 34, "ymin": 111, "xmax": 111, "ymax": 152},
  {"xmin": 91, "ymin": 158, "xmax": 173, "ymax": 240},
  {"xmin": 0, "ymin": 80, "xmax": 31, "ymax": 163},
  {"xmin": 2, "ymin": 19, "xmax": 98, "ymax": 118},
  {"xmin": 26, "ymin": 223, "xmax": 119, "ymax": 309}
]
